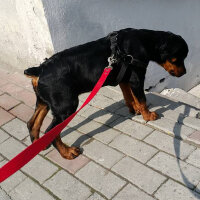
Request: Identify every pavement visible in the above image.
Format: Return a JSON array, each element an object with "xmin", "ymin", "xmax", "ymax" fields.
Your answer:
[{"xmin": 0, "ymin": 67, "xmax": 200, "ymax": 200}]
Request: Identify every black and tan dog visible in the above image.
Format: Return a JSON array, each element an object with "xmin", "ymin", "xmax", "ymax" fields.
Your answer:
[{"xmin": 24, "ymin": 28, "xmax": 188, "ymax": 159}]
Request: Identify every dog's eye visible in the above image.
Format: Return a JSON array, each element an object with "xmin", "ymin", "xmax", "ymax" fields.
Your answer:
[{"xmin": 170, "ymin": 58, "xmax": 177, "ymax": 64}]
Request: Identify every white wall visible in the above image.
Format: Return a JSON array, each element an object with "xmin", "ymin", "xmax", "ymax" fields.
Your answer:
[
  {"xmin": 42, "ymin": 0, "xmax": 200, "ymax": 92},
  {"xmin": 0, "ymin": 0, "xmax": 54, "ymax": 73}
]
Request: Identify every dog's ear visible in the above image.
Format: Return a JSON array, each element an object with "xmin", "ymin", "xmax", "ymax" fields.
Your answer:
[
  {"xmin": 129, "ymin": 70, "xmax": 140, "ymax": 88},
  {"xmin": 159, "ymin": 43, "xmax": 169, "ymax": 61}
]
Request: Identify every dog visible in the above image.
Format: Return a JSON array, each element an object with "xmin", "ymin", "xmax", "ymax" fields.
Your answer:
[{"xmin": 24, "ymin": 28, "xmax": 188, "ymax": 159}]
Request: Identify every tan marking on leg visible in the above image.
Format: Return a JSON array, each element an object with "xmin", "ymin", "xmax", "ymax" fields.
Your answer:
[
  {"xmin": 54, "ymin": 135, "xmax": 81, "ymax": 160},
  {"xmin": 119, "ymin": 83, "xmax": 137, "ymax": 114}
]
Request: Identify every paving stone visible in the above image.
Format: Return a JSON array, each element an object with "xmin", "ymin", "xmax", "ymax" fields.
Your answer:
[
  {"xmin": 83, "ymin": 140, "xmax": 124, "ymax": 168},
  {"xmin": 186, "ymin": 149, "xmax": 200, "ymax": 168},
  {"xmin": 113, "ymin": 184, "xmax": 155, "ymax": 200},
  {"xmin": 9, "ymin": 103, "xmax": 34, "ymax": 122},
  {"xmin": 110, "ymin": 134, "xmax": 157, "ymax": 163},
  {"xmin": 147, "ymin": 117, "xmax": 195, "ymax": 140},
  {"xmin": 0, "ymin": 189, "xmax": 12, "ymax": 200},
  {"xmin": 144, "ymin": 130, "xmax": 195, "ymax": 160},
  {"xmin": 0, "ymin": 160, "xmax": 26, "ymax": 193},
  {"xmin": 9, "ymin": 178, "xmax": 54, "ymax": 200},
  {"xmin": 2, "ymin": 118, "xmax": 29, "ymax": 140},
  {"xmin": 87, "ymin": 193, "xmax": 106, "ymax": 200},
  {"xmin": 8, "ymin": 72, "xmax": 30, "ymax": 87},
  {"xmin": 68, "ymin": 115, "xmax": 89, "ymax": 128},
  {"xmin": 89, "ymin": 94, "xmax": 124, "ymax": 113},
  {"xmin": 22, "ymin": 155, "xmax": 58, "ymax": 184},
  {"xmin": 189, "ymin": 84, "xmax": 200, "ymax": 98},
  {"xmin": 196, "ymin": 183, "xmax": 200, "ymax": 193},
  {"xmin": 180, "ymin": 116, "xmax": 200, "ymax": 130},
  {"xmin": 44, "ymin": 170, "xmax": 92, "ymax": 200},
  {"xmin": 155, "ymin": 179, "xmax": 200, "ymax": 200},
  {"xmin": 0, "ymin": 108, "xmax": 15, "ymax": 126},
  {"xmin": 0, "ymin": 83, "xmax": 24, "ymax": 97},
  {"xmin": 0, "ymin": 129, "xmax": 10, "ymax": 144},
  {"xmin": 114, "ymin": 106, "xmax": 133, "ymax": 118},
  {"xmin": 112, "ymin": 157, "xmax": 166, "ymax": 194},
  {"xmin": 76, "ymin": 161, "xmax": 126, "ymax": 199},
  {"xmin": 110, "ymin": 118, "xmax": 153, "ymax": 140},
  {"xmin": 46, "ymin": 149, "xmax": 90, "ymax": 174},
  {"xmin": 98, "ymin": 86, "xmax": 123, "ymax": 102},
  {"xmin": 147, "ymin": 152, "xmax": 200, "ymax": 189},
  {"xmin": 0, "ymin": 137, "xmax": 25, "ymax": 159},
  {"xmin": 40, "ymin": 116, "xmax": 52, "ymax": 132},
  {"xmin": 61, "ymin": 128, "xmax": 91, "ymax": 147},
  {"xmin": 14, "ymin": 90, "xmax": 36, "ymax": 107},
  {"xmin": 187, "ymin": 131, "xmax": 200, "ymax": 145},
  {"xmin": 0, "ymin": 94, "xmax": 20, "ymax": 110},
  {"xmin": 80, "ymin": 105, "xmax": 120, "ymax": 125},
  {"xmin": 0, "ymin": 78, "xmax": 8, "ymax": 87},
  {"xmin": 0, "ymin": 155, "xmax": 3, "ymax": 161},
  {"xmin": 0, "ymin": 90, "xmax": 3, "ymax": 95}
]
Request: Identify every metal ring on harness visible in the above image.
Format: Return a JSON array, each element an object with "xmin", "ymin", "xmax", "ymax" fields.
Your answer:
[{"xmin": 124, "ymin": 55, "xmax": 134, "ymax": 64}]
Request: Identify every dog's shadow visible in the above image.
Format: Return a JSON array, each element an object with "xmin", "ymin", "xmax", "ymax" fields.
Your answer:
[{"xmin": 60, "ymin": 92, "xmax": 200, "ymax": 198}]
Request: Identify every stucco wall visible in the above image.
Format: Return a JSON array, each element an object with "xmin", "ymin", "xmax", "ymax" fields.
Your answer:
[
  {"xmin": 0, "ymin": 0, "xmax": 54, "ymax": 73},
  {"xmin": 42, "ymin": 0, "xmax": 200, "ymax": 92}
]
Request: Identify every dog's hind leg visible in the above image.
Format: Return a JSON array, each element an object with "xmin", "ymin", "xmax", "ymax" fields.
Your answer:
[
  {"xmin": 44, "ymin": 96, "xmax": 81, "ymax": 160},
  {"xmin": 27, "ymin": 96, "xmax": 49, "ymax": 143}
]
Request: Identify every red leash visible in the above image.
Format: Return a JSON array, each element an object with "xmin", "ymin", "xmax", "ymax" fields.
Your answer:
[{"xmin": 0, "ymin": 66, "xmax": 112, "ymax": 182}]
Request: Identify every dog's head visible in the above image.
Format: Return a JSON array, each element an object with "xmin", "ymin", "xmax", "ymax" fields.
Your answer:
[{"xmin": 158, "ymin": 32, "xmax": 188, "ymax": 77}]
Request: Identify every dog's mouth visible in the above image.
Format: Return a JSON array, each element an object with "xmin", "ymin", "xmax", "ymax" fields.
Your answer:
[{"xmin": 169, "ymin": 69, "xmax": 186, "ymax": 77}]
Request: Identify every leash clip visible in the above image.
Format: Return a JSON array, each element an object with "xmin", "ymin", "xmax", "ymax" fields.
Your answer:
[{"xmin": 107, "ymin": 56, "xmax": 117, "ymax": 67}]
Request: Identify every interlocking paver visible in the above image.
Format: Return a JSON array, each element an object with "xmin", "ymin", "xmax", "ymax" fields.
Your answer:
[
  {"xmin": 147, "ymin": 152, "xmax": 200, "ymax": 189},
  {"xmin": 110, "ymin": 118, "xmax": 154, "ymax": 140},
  {"xmin": 0, "ymin": 83, "xmax": 24, "ymax": 97},
  {"xmin": 147, "ymin": 117, "xmax": 195, "ymax": 139},
  {"xmin": 83, "ymin": 140, "xmax": 124, "ymax": 168},
  {"xmin": 9, "ymin": 103, "xmax": 34, "ymax": 122},
  {"xmin": 110, "ymin": 134, "xmax": 158, "ymax": 163},
  {"xmin": 0, "ymin": 108, "xmax": 15, "ymax": 126},
  {"xmin": 0, "ymin": 137, "xmax": 25, "ymax": 159},
  {"xmin": 186, "ymin": 149, "xmax": 200, "ymax": 168},
  {"xmin": 112, "ymin": 157, "xmax": 166, "ymax": 194},
  {"xmin": 0, "ymin": 94, "xmax": 20, "ymax": 110},
  {"xmin": 0, "ymin": 129, "xmax": 10, "ymax": 144},
  {"xmin": 80, "ymin": 105, "xmax": 120, "ymax": 125},
  {"xmin": 155, "ymin": 179, "xmax": 200, "ymax": 200},
  {"xmin": 22, "ymin": 155, "xmax": 58, "ymax": 184},
  {"xmin": 46, "ymin": 149, "xmax": 90, "ymax": 174},
  {"xmin": 0, "ymin": 160, "xmax": 26, "ymax": 193},
  {"xmin": 0, "ymin": 78, "xmax": 8, "ymax": 87},
  {"xmin": 187, "ymin": 130, "xmax": 200, "ymax": 144},
  {"xmin": 0, "ymin": 189, "xmax": 12, "ymax": 200},
  {"xmin": 44, "ymin": 170, "xmax": 92, "ymax": 200},
  {"xmin": 9, "ymin": 178, "xmax": 55, "ymax": 200},
  {"xmin": 113, "ymin": 184, "xmax": 155, "ymax": 200},
  {"xmin": 2, "ymin": 118, "xmax": 29, "ymax": 140},
  {"xmin": 87, "ymin": 193, "xmax": 106, "ymax": 200},
  {"xmin": 181, "ymin": 116, "xmax": 200, "ymax": 130},
  {"xmin": 144, "ymin": 130, "xmax": 195, "ymax": 160},
  {"xmin": 76, "ymin": 161, "xmax": 126, "ymax": 199}
]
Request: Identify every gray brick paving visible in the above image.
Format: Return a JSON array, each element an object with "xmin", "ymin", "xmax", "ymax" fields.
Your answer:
[
  {"xmin": 44, "ymin": 170, "xmax": 92, "ymax": 200},
  {"xmin": 9, "ymin": 178, "xmax": 55, "ymax": 200},
  {"xmin": 195, "ymin": 183, "xmax": 200, "ymax": 193},
  {"xmin": 110, "ymin": 118, "xmax": 154, "ymax": 140},
  {"xmin": 0, "ymin": 137, "xmax": 26, "ymax": 159},
  {"xmin": 87, "ymin": 193, "xmax": 106, "ymax": 200},
  {"xmin": 113, "ymin": 184, "xmax": 155, "ymax": 200},
  {"xmin": 0, "ymin": 129, "xmax": 10, "ymax": 144},
  {"xmin": 181, "ymin": 116, "xmax": 200, "ymax": 130},
  {"xmin": 76, "ymin": 161, "xmax": 126, "ymax": 199},
  {"xmin": 110, "ymin": 134, "xmax": 158, "ymax": 163},
  {"xmin": 83, "ymin": 140, "xmax": 124, "ymax": 168},
  {"xmin": 147, "ymin": 152, "xmax": 200, "ymax": 189},
  {"xmin": 186, "ymin": 148, "xmax": 200, "ymax": 168},
  {"xmin": 112, "ymin": 157, "xmax": 166, "ymax": 194},
  {"xmin": 2, "ymin": 118, "xmax": 28, "ymax": 140},
  {"xmin": 0, "ymin": 189, "xmax": 12, "ymax": 200},
  {"xmin": 22, "ymin": 155, "xmax": 58, "ymax": 184},
  {"xmin": 155, "ymin": 179, "xmax": 200, "ymax": 200},
  {"xmin": 144, "ymin": 130, "xmax": 196, "ymax": 160},
  {"xmin": 147, "ymin": 117, "xmax": 195, "ymax": 139}
]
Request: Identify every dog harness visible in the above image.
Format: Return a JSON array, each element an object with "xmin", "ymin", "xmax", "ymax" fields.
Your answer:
[{"xmin": 107, "ymin": 31, "xmax": 148, "ymax": 84}]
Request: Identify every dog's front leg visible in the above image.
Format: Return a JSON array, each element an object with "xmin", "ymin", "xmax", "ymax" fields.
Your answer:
[{"xmin": 120, "ymin": 83, "xmax": 158, "ymax": 121}]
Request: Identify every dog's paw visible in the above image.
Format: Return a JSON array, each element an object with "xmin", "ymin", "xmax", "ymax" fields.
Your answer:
[
  {"xmin": 61, "ymin": 146, "xmax": 81, "ymax": 160},
  {"xmin": 143, "ymin": 111, "xmax": 158, "ymax": 121}
]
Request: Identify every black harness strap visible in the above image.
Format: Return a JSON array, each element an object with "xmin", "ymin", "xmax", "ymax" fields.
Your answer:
[{"xmin": 107, "ymin": 31, "xmax": 148, "ymax": 84}]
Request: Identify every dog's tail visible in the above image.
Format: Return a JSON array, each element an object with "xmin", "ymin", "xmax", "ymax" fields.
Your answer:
[{"xmin": 24, "ymin": 67, "xmax": 42, "ymax": 78}]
